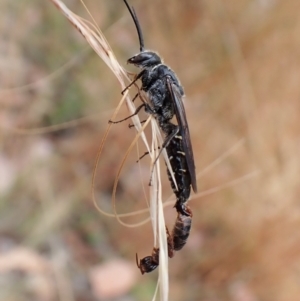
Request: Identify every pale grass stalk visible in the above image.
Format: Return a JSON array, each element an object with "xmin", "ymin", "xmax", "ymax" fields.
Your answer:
[
  {"xmin": 50, "ymin": 0, "xmax": 169, "ymax": 299},
  {"xmin": 111, "ymin": 114, "xmax": 152, "ymax": 227}
]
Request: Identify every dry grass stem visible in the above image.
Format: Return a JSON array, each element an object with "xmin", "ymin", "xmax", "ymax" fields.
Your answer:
[{"xmin": 50, "ymin": 0, "xmax": 170, "ymax": 299}]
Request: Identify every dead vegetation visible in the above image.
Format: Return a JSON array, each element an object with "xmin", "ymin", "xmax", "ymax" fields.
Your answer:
[{"xmin": 1, "ymin": 0, "xmax": 300, "ymax": 300}]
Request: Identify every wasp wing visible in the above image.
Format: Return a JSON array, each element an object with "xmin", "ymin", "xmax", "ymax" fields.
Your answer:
[{"xmin": 166, "ymin": 77, "xmax": 197, "ymax": 193}]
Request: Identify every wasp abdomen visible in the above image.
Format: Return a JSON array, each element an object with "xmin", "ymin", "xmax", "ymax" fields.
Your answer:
[{"xmin": 172, "ymin": 212, "xmax": 192, "ymax": 251}]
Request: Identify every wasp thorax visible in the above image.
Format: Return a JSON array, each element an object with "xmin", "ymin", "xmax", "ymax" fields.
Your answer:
[{"xmin": 127, "ymin": 51, "xmax": 161, "ymax": 68}]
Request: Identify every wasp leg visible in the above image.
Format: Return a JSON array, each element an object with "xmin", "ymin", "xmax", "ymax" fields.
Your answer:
[
  {"xmin": 121, "ymin": 70, "xmax": 145, "ymax": 94},
  {"xmin": 108, "ymin": 103, "xmax": 145, "ymax": 124}
]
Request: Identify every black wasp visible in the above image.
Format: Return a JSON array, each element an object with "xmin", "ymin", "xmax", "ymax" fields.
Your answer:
[
  {"xmin": 110, "ymin": 0, "xmax": 197, "ymax": 273},
  {"xmin": 136, "ymin": 206, "xmax": 193, "ymax": 274},
  {"xmin": 111, "ymin": 0, "xmax": 197, "ymax": 204}
]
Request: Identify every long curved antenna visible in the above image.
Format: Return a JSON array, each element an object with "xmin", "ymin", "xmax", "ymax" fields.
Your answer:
[{"xmin": 123, "ymin": 0, "xmax": 145, "ymax": 52}]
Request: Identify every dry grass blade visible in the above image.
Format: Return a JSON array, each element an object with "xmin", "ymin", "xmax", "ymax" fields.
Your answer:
[
  {"xmin": 49, "ymin": 0, "xmax": 169, "ymax": 300},
  {"xmin": 49, "ymin": 0, "xmax": 127, "ymax": 86},
  {"xmin": 4, "ymin": 0, "xmax": 299, "ymax": 299},
  {"xmin": 111, "ymin": 115, "xmax": 152, "ymax": 227}
]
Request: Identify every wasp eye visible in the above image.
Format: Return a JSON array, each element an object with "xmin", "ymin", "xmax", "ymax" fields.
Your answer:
[{"xmin": 127, "ymin": 51, "xmax": 161, "ymax": 68}]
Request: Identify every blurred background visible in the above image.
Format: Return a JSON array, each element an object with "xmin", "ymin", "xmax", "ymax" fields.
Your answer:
[{"xmin": 1, "ymin": 0, "xmax": 300, "ymax": 300}]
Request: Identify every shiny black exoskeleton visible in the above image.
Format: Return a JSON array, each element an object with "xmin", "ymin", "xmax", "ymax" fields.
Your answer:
[
  {"xmin": 171, "ymin": 207, "xmax": 193, "ymax": 252},
  {"xmin": 136, "ymin": 248, "xmax": 159, "ymax": 274},
  {"xmin": 121, "ymin": 0, "xmax": 197, "ymax": 198},
  {"xmin": 162, "ymin": 120, "xmax": 192, "ymax": 216},
  {"xmin": 128, "ymin": 51, "xmax": 184, "ymax": 120},
  {"xmin": 111, "ymin": 1, "xmax": 197, "ymax": 212},
  {"xmin": 120, "ymin": 0, "xmax": 197, "ymax": 274},
  {"xmin": 137, "ymin": 206, "xmax": 192, "ymax": 273}
]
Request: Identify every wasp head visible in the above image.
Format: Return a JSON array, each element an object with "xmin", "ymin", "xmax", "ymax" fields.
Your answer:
[{"xmin": 128, "ymin": 51, "xmax": 161, "ymax": 68}]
